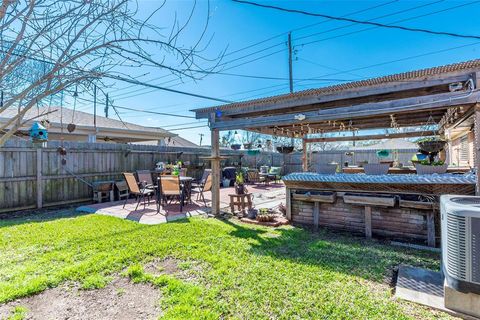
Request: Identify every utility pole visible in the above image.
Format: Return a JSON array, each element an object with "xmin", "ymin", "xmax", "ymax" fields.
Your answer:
[
  {"xmin": 199, "ymin": 133, "xmax": 204, "ymax": 146},
  {"xmin": 90, "ymin": 85, "xmax": 97, "ymax": 143},
  {"xmin": 93, "ymin": 85, "xmax": 97, "ymax": 130},
  {"xmin": 104, "ymin": 93, "xmax": 109, "ymax": 118},
  {"xmin": 288, "ymin": 32, "xmax": 293, "ymax": 93}
]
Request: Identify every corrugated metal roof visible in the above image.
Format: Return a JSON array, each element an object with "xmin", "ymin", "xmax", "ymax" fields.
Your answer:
[{"xmin": 192, "ymin": 59, "xmax": 480, "ymax": 113}]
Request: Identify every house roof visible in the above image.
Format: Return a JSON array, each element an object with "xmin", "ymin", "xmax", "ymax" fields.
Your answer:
[
  {"xmin": 166, "ymin": 136, "xmax": 199, "ymax": 147},
  {"xmin": 1, "ymin": 106, "xmax": 175, "ymax": 138},
  {"xmin": 350, "ymin": 138, "xmax": 418, "ymax": 150},
  {"xmin": 192, "ymin": 58, "xmax": 480, "ymax": 114}
]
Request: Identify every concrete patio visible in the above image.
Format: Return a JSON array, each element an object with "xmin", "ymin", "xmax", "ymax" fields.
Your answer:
[{"xmin": 77, "ymin": 183, "xmax": 286, "ymax": 224}]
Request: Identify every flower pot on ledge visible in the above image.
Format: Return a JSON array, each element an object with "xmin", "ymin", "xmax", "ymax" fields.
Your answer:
[
  {"xmin": 414, "ymin": 163, "xmax": 448, "ymax": 175},
  {"xmin": 235, "ymin": 183, "xmax": 245, "ymax": 195}
]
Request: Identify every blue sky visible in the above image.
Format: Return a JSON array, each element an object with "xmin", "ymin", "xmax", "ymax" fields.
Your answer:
[{"xmin": 73, "ymin": 0, "xmax": 480, "ymax": 146}]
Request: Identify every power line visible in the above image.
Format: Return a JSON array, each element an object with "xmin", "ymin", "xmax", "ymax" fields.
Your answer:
[
  {"xmin": 112, "ymin": 105, "xmax": 197, "ymax": 119},
  {"xmin": 0, "ymin": 48, "xmax": 233, "ymax": 104},
  {"xmin": 110, "ymin": 0, "xmax": 463, "ymax": 102},
  {"xmin": 296, "ymin": 1, "xmax": 480, "ymax": 47},
  {"xmin": 233, "ymin": 0, "xmax": 480, "ymax": 40},
  {"xmin": 295, "ymin": 40, "xmax": 480, "ymax": 86},
  {"xmin": 167, "ymin": 124, "xmax": 208, "ymax": 131},
  {"xmin": 108, "ymin": 1, "xmax": 398, "ymax": 99},
  {"xmin": 293, "ymin": 0, "xmax": 445, "ymax": 44}
]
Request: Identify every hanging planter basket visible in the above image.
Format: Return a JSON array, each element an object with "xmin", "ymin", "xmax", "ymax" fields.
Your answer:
[
  {"xmin": 67, "ymin": 123, "xmax": 76, "ymax": 133},
  {"xmin": 231, "ymin": 144, "xmax": 241, "ymax": 150},
  {"xmin": 417, "ymin": 140, "xmax": 446, "ymax": 153},
  {"xmin": 276, "ymin": 146, "xmax": 294, "ymax": 154}
]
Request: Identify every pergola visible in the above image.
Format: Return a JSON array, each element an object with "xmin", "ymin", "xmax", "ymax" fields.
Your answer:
[{"xmin": 192, "ymin": 59, "xmax": 480, "ymax": 215}]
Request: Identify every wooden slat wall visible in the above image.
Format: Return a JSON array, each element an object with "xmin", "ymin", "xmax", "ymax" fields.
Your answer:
[{"xmin": 0, "ymin": 139, "xmax": 417, "ymax": 213}]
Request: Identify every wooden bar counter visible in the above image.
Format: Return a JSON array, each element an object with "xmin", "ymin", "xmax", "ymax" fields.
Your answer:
[
  {"xmin": 342, "ymin": 166, "xmax": 470, "ymax": 174},
  {"xmin": 283, "ymin": 172, "xmax": 476, "ymax": 247}
]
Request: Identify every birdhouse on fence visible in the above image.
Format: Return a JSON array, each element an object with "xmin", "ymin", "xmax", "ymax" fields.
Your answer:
[{"xmin": 29, "ymin": 122, "xmax": 48, "ymax": 142}]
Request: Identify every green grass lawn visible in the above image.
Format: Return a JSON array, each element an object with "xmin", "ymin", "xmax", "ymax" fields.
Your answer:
[{"xmin": 0, "ymin": 211, "xmax": 450, "ymax": 319}]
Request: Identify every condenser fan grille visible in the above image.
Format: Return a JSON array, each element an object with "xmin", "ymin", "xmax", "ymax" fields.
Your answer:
[
  {"xmin": 451, "ymin": 197, "xmax": 480, "ymax": 205},
  {"xmin": 447, "ymin": 214, "xmax": 467, "ymax": 281}
]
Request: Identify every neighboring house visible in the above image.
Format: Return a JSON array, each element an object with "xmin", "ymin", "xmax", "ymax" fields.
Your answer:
[
  {"xmin": 1, "ymin": 106, "xmax": 176, "ymax": 144},
  {"xmin": 445, "ymin": 114, "xmax": 475, "ymax": 168},
  {"xmin": 350, "ymin": 138, "xmax": 418, "ymax": 150},
  {"xmin": 138, "ymin": 135, "xmax": 199, "ymax": 147}
]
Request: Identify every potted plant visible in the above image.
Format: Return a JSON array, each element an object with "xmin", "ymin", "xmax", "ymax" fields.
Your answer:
[
  {"xmin": 415, "ymin": 160, "xmax": 448, "ymax": 174},
  {"xmin": 256, "ymin": 208, "xmax": 275, "ymax": 222},
  {"xmin": 235, "ymin": 171, "xmax": 245, "ymax": 194},
  {"xmin": 171, "ymin": 161, "xmax": 182, "ymax": 176}
]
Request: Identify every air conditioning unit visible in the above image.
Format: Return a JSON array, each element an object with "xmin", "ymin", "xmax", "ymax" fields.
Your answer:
[{"xmin": 441, "ymin": 195, "xmax": 480, "ymax": 294}]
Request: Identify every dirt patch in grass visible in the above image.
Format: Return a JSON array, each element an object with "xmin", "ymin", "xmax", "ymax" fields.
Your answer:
[
  {"xmin": 0, "ymin": 277, "xmax": 161, "ymax": 320},
  {"xmin": 144, "ymin": 257, "xmax": 180, "ymax": 276},
  {"xmin": 144, "ymin": 257, "xmax": 204, "ymax": 284}
]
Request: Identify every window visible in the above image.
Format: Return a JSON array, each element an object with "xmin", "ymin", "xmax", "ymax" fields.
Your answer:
[{"xmin": 459, "ymin": 135, "xmax": 469, "ymax": 165}]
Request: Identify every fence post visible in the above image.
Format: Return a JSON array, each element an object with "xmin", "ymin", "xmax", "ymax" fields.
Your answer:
[{"xmin": 36, "ymin": 148, "xmax": 43, "ymax": 209}]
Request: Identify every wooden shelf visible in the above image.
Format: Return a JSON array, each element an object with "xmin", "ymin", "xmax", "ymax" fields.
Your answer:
[
  {"xmin": 292, "ymin": 191, "xmax": 336, "ymax": 203},
  {"xmin": 343, "ymin": 193, "xmax": 396, "ymax": 207},
  {"xmin": 399, "ymin": 199, "xmax": 434, "ymax": 210}
]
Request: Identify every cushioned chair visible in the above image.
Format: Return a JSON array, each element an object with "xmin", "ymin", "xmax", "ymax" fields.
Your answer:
[
  {"xmin": 159, "ymin": 175, "xmax": 184, "ymax": 212},
  {"xmin": 268, "ymin": 167, "xmax": 282, "ymax": 183},
  {"xmin": 192, "ymin": 174, "xmax": 212, "ymax": 207},
  {"xmin": 123, "ymin": 172, "xmax": 155, "ymax": 211},
  {"xmin": 136, "ymin": 170, "xmax": 154, "ymax": 188}
]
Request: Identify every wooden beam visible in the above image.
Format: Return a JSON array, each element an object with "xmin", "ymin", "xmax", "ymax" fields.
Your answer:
[
  {"xmin": 36, "ymin": 148, "xmax": 43, "ymax": 209},
  {"xmin": 365, "ymin": 206, "xmax": 372, "ymax": 239},
  {"xmin": 211, "ymin": 125, "xmax": 221, "ymax": 216},
  {"xmin": 195, "ymin": 74, "xmax": 472, "ymax": 119},
  {"xmin": 286, "ymin": 187, "xmax": 292, "ymax": 220},
  {"xmin": 313, "ymin": 201, "xmax": 320, "ymax": 231},
  {"xmin": 303, "ymin": 130, "xmax": 435, "ymax": 143},
  {"xmin": 475, "ymin": 103, "xmax": 480, "ymax": 195},
  {"xmin": 427, "ymin": 210, "xmax": 436, "ymax": 247},
  {"xmin": 302, "ymin": 139, "xmax": 307, "ymax": 172},
  {"xmin": 211, "ymin": 91, "xmax": 479, "ymax": 131}
]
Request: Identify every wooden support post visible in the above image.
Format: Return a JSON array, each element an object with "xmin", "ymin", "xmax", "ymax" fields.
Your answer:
[
  {"xmin": 286, "ymin": 187, "xmax": 291, "ymax": 220},
  {"xmin": 211, "ymin": 128, "xmax": 221, "ymax": 216},
  {"xmin": 474, "ymin": 103, "xmax": 480, "ymax": 195},
  {"xmin": 302, "ymin": 139, "xmax": 308, "ymax": 172},
  {"xmin": 36, "ymin": 148, "xmax": 43, "ymax": 209},
  {"xmin": 313, "ymin": 201, "xmax": 320, "ymax": 231},
  {"xmin": 427, "ymin": 210, "xmax": 436, "ymax": 247},
  {"xmin": 364, "ymin": 206, "xmax": 372, "ymax": 239}
]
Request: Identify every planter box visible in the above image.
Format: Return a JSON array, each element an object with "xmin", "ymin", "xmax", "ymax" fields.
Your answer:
[
  {"xmin": 364, "ymin": 163, "xmax": 390, "ymax": 175},
  {"xmin": 316, "ymin": 164, "xmax": 337, "ymax": 174},
  {"xmin": 415, "ymin": 164, "xmax": 448, "ymax": 175},
  {"xmin": 293, "ymin": 191, "xmax": 336, "ymax": 203},
  {"xmin": 399, "ymin": 199, "xmax": 434, "ymax": 210},
  {"xmin": 343, "ymin": 193, "xmax": 396, "ymax": 207}
]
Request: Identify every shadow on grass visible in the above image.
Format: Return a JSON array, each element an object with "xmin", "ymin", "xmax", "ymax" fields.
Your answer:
[
  {"xmin": 0, "ymin": 208, "xmax": 91, "ymax": 228},
  {"xmin": 221, "ymin": 218, "xmax": 440, "ymax": 282}
]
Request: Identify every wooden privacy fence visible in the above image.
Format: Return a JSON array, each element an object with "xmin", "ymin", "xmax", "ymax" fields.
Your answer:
[
  {"xmin": 0, "ymin": 140, "xmax": 416, "ymax": 213},
  {"xmin": 0, "ymin": 141, "xmax": 285, "ymax": 213}
]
